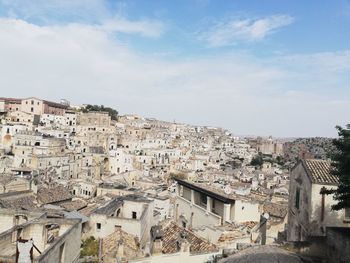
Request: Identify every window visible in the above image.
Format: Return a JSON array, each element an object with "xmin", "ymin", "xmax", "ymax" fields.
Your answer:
[
  {"xmin": 200, "ymin": 193, "xmax": 207, "ymax": 206},
  {"xmin": 31, "ymin": 100, "xmax": 34, "ymax": 105},
  {"xmin": 345, "ymin": 208, "xmax": 350, "ymax": 221},
  {"xmin": 96, "ymin": 223, "xmax": 101, "ymax": 231},
  {"xmin": 295, "ymin": 188, "xmax": 300, "ymax": 209},
  {"xmin": 31, "ymin": 107, "xmax": 34, "ymax": 112},
  {"xmin": 132, "ymin": 211, "xmax": 137, "ymax": 219}
]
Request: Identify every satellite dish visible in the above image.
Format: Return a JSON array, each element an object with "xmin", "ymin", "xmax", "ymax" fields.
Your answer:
[
  {"xmin": 263, "ymin": 212, "xmax": 270, "ymax": 220},
  {"xmin": 224, "ymin": 185, "xmax": 232, "ymax": 195}
]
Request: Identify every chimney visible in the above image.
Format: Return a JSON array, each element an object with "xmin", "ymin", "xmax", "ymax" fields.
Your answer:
[
  {"xmin": 189, "ymin": 212, "xmax": 194, "ymax": 230},
  {"xmin": 152, "ymin": 239, "xmax": 163, "ymax": 254},
  {"xmin": 117, "ymin": 241, "xmax": 124, "ymax": 256},
  {"xmin": 259, "ymin": 214, "xmax": 269, "ymax": 245},
  {"xmin": 175, "ymin": 204, "xmax": 179, "ymax": 222},
  {"xmin": 180, "ymin": 240, "xmax": 190, "ymax": 252}
]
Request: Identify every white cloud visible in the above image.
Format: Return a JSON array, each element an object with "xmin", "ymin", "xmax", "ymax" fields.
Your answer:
[
  {"xmin": 0, "ymin": 18, "xmax": 349, "ymax": 137},
  {"xmin": 200, "ymin": 15, "xmax": 294, "ymax": 47},
  {"xmin": 100, "ymin": 17, "xmax": 165, "ymax": 38},
  {"xmin": 0, "ymin": 0, "xmax": 165, "ymax": 38},
  {"xmin": 278, "ymin": 51, "xmax": 350, "ymax": 72}
]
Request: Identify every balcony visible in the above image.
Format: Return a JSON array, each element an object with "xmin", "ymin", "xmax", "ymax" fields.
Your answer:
[{"xmin": 176, "ymin": 196, "xmax": 222, "ymax": 228}]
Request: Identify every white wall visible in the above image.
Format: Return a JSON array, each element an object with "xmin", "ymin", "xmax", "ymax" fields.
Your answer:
[
  {"xmin": 309, "ymin": 184, "xmax": 350, "ymax": 236},
  {"xmin": 175, "ymin": 196, "xmax": 221, "ymax": 228},
  {"xmin": 233, "ymin": 200, "xmax": 260, "ymax": 223}
]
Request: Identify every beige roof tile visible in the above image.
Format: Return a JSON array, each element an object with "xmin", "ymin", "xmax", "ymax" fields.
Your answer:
[
  {"xmin": 162, "ymin": 221, "xmax": 217, "ymax": 254},
  {"xmin": 302, "ymin": 159, "xmax": 338, "ymax": 185}
]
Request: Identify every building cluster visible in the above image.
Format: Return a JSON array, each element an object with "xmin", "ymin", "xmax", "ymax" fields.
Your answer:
[
  {"xmin": 0, "ymin": 96, "xmax": 348, "ymax": 263},
  {"xmin": 283, "ymin": 137, "xmax": 335, "ymax": 166}
]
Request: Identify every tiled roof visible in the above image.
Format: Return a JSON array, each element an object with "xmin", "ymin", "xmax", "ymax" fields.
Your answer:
[
  {"xmin": 218, "ymin": 231, "xmax": 247, "ymax": 243},
  {"xmin": 79, "ymin": 204, "xmax": 99, "ymax": 217},
  {"xmin": 0, "ymin": 97, "xmax": 22, "ymax": 103},
  {"xmin": 302, "ymin": 159, "xmax": 339, "ymax": 185},
  {"xmin": 162, "ymin": 221, "xmax": 217, "ymax": 254},
  {"xmin": 94, "ymin": 198, "xmax": 123, "ymax": 215},
  {"xmin": 217, "ymin": 221, "xmax": 258, "ymax": 244},
  {"xmin": 0, "ymin": 194, "xmax": 36, "ymax": 210},
  {"xmin": 59, "ymin": 200, "xmax": 87, "ymax": 211},
  {"xmin": 37, "ymin": 186, "xmax": 72, "ymax": 204},
  {"xmin": 64, "ymin": 211, "xmax": 89, "ymax": 223},
  {"xmin": 263, "ymin": 203, "xmax": 287, "ymax": 219},
  {"xmin": 102, "ymin": 227, "xmax": 141, "ymax": 261}
]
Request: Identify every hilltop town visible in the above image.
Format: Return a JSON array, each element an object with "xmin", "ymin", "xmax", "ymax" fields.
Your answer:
[{"xmin": 0, "ymin": 97, "xmax": 348, "ymax": 263}]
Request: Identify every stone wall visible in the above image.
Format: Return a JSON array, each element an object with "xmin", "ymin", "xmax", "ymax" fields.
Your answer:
[{"xmin": 326, "ymin": 227, "xmax": 350, "ymax": 263}]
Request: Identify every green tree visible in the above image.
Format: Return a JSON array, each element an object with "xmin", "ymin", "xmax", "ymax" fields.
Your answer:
[
  {"xmin": 326, "ymin": 124, "xmax": 350, "ymax": 210},
  {"xmin": 80, "ymin": 236, "xmax": 99, "ymax": 258},
  {"xmin": 250, "ymin": 154, "xmax": 263, "ymax": 167},
  {"xmin": 82, "ymin": 104, "xmax": 119, "ymax": 120}
]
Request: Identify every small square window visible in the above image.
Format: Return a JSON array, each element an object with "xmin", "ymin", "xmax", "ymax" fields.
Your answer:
[
  {"xmin": 345, "ymin": 208, "xmax": 350, "ymax": 221},
  {"xmin": 96, "ymin": 223, "xmax": 101, "ymax": 231}
]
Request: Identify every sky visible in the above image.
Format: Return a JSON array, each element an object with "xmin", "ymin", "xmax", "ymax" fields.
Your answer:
[{"xmin": 0, "ymin": 0, "xmax": 349, "ymax": 137}]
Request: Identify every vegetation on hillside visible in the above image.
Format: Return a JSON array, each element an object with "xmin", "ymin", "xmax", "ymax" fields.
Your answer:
[
  {"xmin": 250, "ymin": 154, "xmax": 264, "ymax": 167},
  {"xmin": 80, "ymin": 236, "xmax": 99, "ymax": 258},
  {"xmin": 82, "ymin": 104, "xmax": 118, "ymax": 120}
]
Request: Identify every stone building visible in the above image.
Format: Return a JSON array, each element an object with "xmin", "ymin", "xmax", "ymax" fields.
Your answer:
[
  {"xmin": 12, "ymin": 131, "xmax": 66, "ymax": 168},
  {"xmin": 6, "ymin": 110, "xmax": 40, "ymax": 125},
  {"xmin": 0, "ymin": 213, "xmax": 81, "ymax": 263},
  {"xmin": 87, "ymin": 194, "xmax": 154, "ymax": 247},
  {"xmin": 21, "ymin": 97, "xmax": 67, "ymax": 116},
  {"xmin": 77, "ymin": 111, "xmax": 111, "ymax": 127},
  {"xmin": 0, "ymin": 124, "xmax": 30, "ymax": 154},
  {"xmin": 287, "ymin": 159, "xmax": 350, "ymax": 242},
  {"xmin": 0, "ymin": 98, "xmax": 22, "ymax": 112},
  {"xmin": 0, "ymin": 175, "xmax": 33, "ymax": 194},
  {"xmin": 175, "ymin": 179, "xmax": 260, "ymax": 228}
]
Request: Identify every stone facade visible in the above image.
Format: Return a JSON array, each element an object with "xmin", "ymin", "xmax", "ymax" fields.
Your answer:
[
  {"xmin": 77, "ymin": 111, "xmax": 111, "ymax": 127},
  {"xmin": 287, "ymin": 159, "xmax": 350, "ymax": 242}
]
